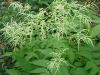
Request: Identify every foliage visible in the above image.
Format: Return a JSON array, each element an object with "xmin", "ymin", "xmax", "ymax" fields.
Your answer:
[
  {"xmin": 0, "ymin": 1, "xmax": 15, "ymax": 75},
  {"xmin": 10, "ymin": 0, "xmax": 53, "ymax": 12},
  {"xmin": 0, "ymin": 0, "xmax": 100, "ymax": 75}
]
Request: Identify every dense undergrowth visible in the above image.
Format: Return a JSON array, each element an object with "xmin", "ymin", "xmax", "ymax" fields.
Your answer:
[{"xmin": 0, "ymin": 0, "xmax": 100, "ymax": 75}]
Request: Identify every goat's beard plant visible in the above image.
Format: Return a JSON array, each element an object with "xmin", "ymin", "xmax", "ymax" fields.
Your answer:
[
  {"xmin": 2, "ymin": 0, "xmax": 93, "ymax": 46},
  {"xmin": 1, "ymin": 0, "xmax": 97, "ymax": 75}
]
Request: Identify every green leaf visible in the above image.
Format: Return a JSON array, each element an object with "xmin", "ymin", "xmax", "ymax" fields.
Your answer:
[
  {"xmin": 74, "ymin": 62, "xmax": 83, "ymax": 67},
  {"xmin": 68, "ymin": 50, "xmax": 75, "ymax": 64},
  {"xmin": 6, "ymin": 69, "xmax": 22, "ymax": 75},
  {"xmin": 31, "ymin": 68, "xmax": 46, "ymax": 73},
  {"xmin": 94, "ymin": 60, "xmax": 100, "ymax": 65},
  {"xmin": 92, "ymin": 19, "xmax": 100, "ymax": 23},
  {"xmin": 91, "ymin": 43, "xmax": 100, "ymax": 51},
  {"xmin": 98, "ymin": 71, "xmax": 100, "ymax": 75},
  {"xmin": 91, "ymin": 15, "xmax": 100, "ymax": 19},
  {"xmin": 14, "ymin": 55, "xmax": 32, "ymax": 72},
  {"xmin": 4, "ymin": 52, "xmax": 13, "ymax": 56},
  {"xmin": 70, "ymin": 67, "xmax": 89, "ymax": 75},
  {"xmin": 39, "ymin": 49, "xmax": 52, "ymax": 56},
  {"xmin": 79, "ymin": 45, "xmax": 92, "ymax": 51},
  {"xmin": 90, "ymin": 65, "xmax": 99, "ymax": 75},
  {"xmin": 76, "ymin": 51, "xmax": 92, "ymax": 59},
  {"xmin": 31, "ymin": 60, "xmax": 49, "ymax": 67},
  {"xmin": 59, "ymin": 66, "xmax": 70, "ymax": 75},
  {"xmin": 91, "ymin": 25, "xmax": 100, "ymax": 37},
  {"xmin": 25, "ymin": 52, "xmax": 39, "ymax": 60},
  {"xmin": 88, "ymin": 9, "xmax": 98, "ymax": 15},
  {"xmin": 41, "ymin": 40, "xmax": 47, "ymax": 48},
  {"xmin": 92, "ymin": 52, "xmax": 100, "ymax": 58},
  {"xmin": 84, "ymin": 61, "xmax": 94, "ymax": 70},
  {"xmin": 40, "ymin": 72, "xmax": 51, "ymax": 75}
]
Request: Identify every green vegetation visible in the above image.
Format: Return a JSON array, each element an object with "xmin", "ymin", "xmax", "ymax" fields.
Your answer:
[{"xmin": 0, "ymin": 0, "xmax": 100, "ymax": 75}]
